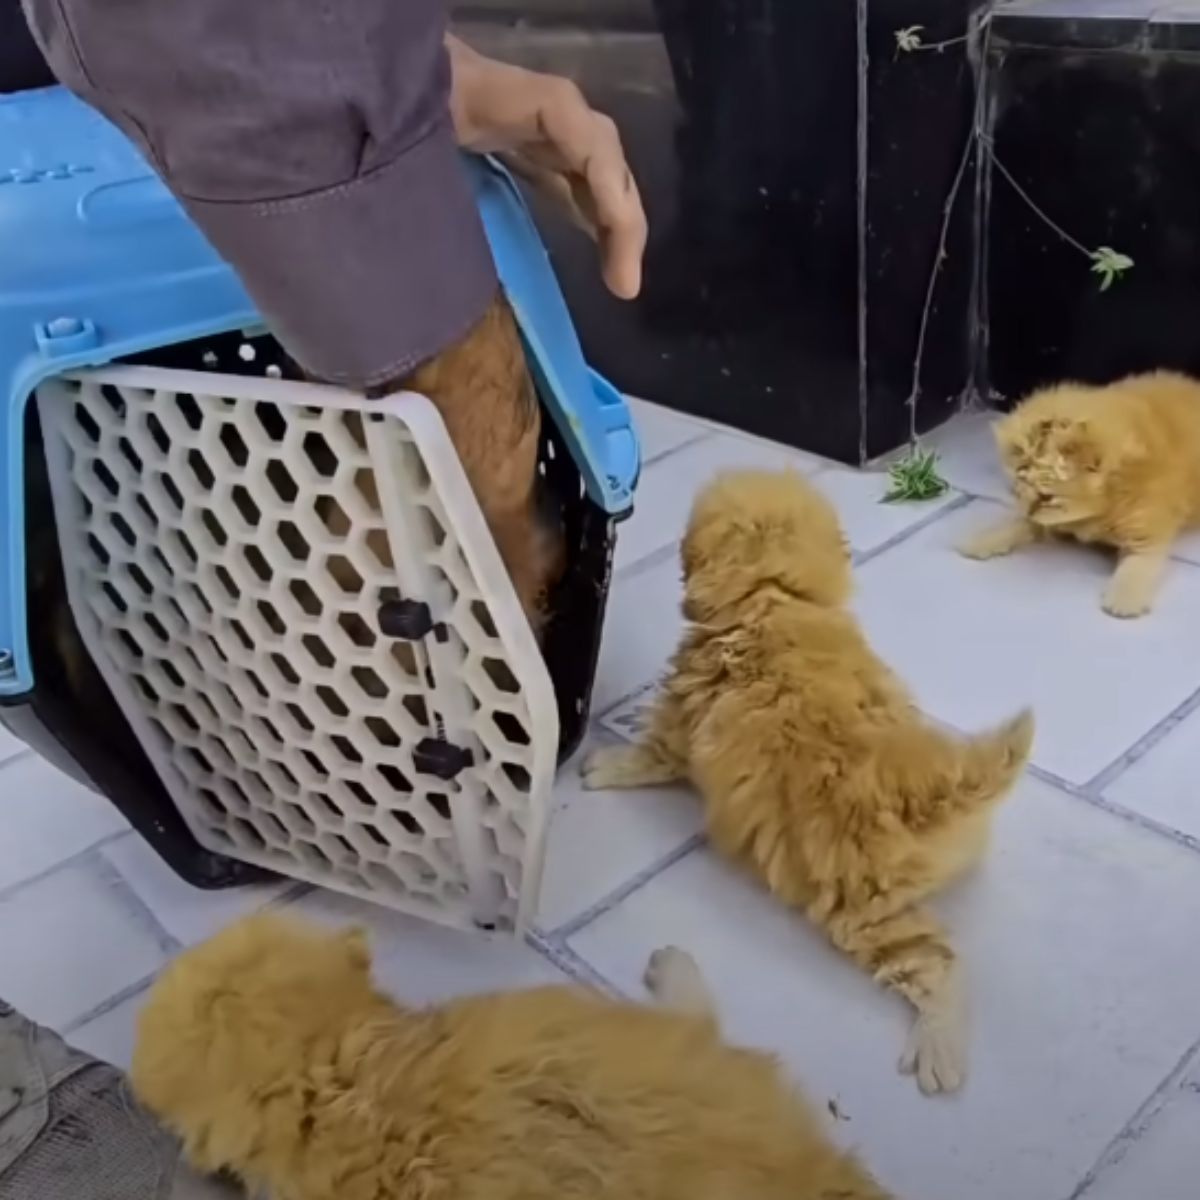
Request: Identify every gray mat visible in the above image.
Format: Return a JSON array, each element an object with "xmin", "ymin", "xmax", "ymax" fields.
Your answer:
[{"xmin": 0, "ymin": 1000, "xmax": 241, "ymax": 1200}]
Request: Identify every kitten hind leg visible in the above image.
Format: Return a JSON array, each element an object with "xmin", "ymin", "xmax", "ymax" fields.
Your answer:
[
  {"xmin": 1102, "ymin": 544, "xmax": 1170, "ymax": 618},
  {"xmin": 644, "ymin": 946, "xmax": 718, "ymax": 1023},
  {"xmin": 957, "ymin": 514, "xmax": 1039, "ymax": 561},
  {"xmin": 821, "ymin": 902, "xmax": 966, "ymax": 1096}
]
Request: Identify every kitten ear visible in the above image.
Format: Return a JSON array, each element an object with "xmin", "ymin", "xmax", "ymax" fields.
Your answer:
[
  {"xmin": 1061, "ymin": 418, "xmax": 1134, "ymax": 474},
  {"xmin": 1034, "ymin": 415, "xmax": 1076, "ymax": 439},
  {"xmin": 1060, "ymin": 413, "xmax": 1089, "ymax": 439}
]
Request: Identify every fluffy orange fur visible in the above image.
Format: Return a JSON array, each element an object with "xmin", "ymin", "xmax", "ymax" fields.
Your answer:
[
  {"xmin": 583, "ymin": 470, "xmax": 1034, "ymax": 1094},
  {"xmin": 959, "ymin": 371, "xmax": 1200, "ymax": 617},
  {"xmin": 322, "ymin": 293, "xmax": 563, "ymax": 633},
  {"xmin": 130, "ymin": 915, "xmax": 893, "ymax": 1200}
]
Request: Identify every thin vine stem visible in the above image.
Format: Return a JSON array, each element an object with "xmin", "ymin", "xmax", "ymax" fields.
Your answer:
[
  {"xmin": 911, "ymin": 34, "xmax": 970, "ymax": 53},
  {"xmin": 906, "ymin": 125, "xmax": 976, "ymax": 443},
  {"xmin": 982, "ymin": 139, "xmax": 1094, "ymax": 260},
  {"xmin": 904, "ymin": 15, "xmax": 992, "ymax": 443},
  {"xmin": 898, "ymin": 8, "xmax": 1130, "ymax": 442}
]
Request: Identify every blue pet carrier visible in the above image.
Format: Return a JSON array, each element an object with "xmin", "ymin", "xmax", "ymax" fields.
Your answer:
[{"xmin": 0, "ymin": 86, "xmax": 638, "ymax": 932}]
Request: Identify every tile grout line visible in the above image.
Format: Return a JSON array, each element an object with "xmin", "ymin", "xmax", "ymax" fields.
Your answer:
[
  {"xmin": 929, "ymin": 706, "xmax": 1200, "ymax": 857},
  {"xmin": 88, "ymin": 849, "xmax": 183, "ymax": 957},
  {"xmin": 654, "ymin": 413, "xmax": 818, "ymax": 462},
  {"xmin": 63, "ymin": 967, "xmax": 161, "ymax": 1037},
  {"xmin": 852, "ymin": 492, "xmax": 974, "ymax": 568},
  {"xmin": 1066, "ymin": 1033, "xmax": 1200, "ymax": 1200},
  {"xmin": 550, "ymin": 833, "xmax": 706, "ymax": 943},
  {"xmin": 1083, "ymin": 681, "xmax": 1200, "ymax": 794},
  {"xmin": 639, "ymin": 429, "xmax": 715, "ymax": 470},
  {"xmin": 613, "ymin": 535, "xmax": 680, "ymax": 584},
  {"xmin": 1026, "ymin": 763, "xmax": 1200, "ymax": 855},
  {"xmin": 0, "ymin": 748, "xmax": 32, "ymax": 773},
  {"xmin": 595, "ymin": 681, "xmax": 658, "ymax": 733},
  {"xmin": 524, "ymin": 928, "xmax": 627, "ymax": 997},
  {"xmin": 61, "ymin": 881, "xmax": 358, "ymax": 1041},
  {"xmin": 0, "ymin": 828, "xmax": 132, "ymax": 906},
  {"xmin": 62, "ymin": 882, "xmax": 321, "ymax": 1039}
]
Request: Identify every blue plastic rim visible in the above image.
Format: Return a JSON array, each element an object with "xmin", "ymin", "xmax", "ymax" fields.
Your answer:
[{"xmin": 0, "ymin": 86, "xmax": 639, "ymax": 698}]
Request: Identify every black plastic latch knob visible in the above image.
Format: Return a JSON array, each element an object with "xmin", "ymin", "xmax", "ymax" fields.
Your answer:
[
  {"xmin": 377, "ymin": 597, "xmax": 433, "ymax": 640},
  {"xmin": 413, "ymin": 737, "xmax": 473, "ymax": 781}
]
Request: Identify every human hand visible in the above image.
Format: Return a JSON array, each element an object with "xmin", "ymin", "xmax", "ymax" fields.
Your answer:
[{"xmin": 446, "ymin": 34, "xmax": 647, "ymax": 300}]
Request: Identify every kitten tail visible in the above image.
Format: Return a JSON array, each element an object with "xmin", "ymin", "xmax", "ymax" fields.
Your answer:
[
  {"xmin": 875, "ymin": 709, "xmax": 1035, "ymax": 828},
  {"xmin": 954, "ymin": 708, "xmax": 1036, "ymax": 811}
]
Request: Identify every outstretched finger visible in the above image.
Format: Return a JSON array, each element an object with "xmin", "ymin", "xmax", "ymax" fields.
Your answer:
[{"xmin": 535, "ymin": 87, "xmax": 647, "ymax": 299}]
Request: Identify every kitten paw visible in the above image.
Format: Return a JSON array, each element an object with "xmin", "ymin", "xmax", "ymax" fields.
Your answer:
[
  {"xmin": 579, "ymin": 746, "xmax": 631, "ymax": 791},
  {"xmin": 898, "ymin": 999, "xmax": 967, "ymax": 1095},
  {"xmin": 956, "ymin": 530, "xmax": 1016, "ymax": 561},
  {"xmin": 580, "ymin": 745, "xmax": 679, "ymax": 790},
  {"xmin": 1101, "ymin": 582, "xmax": 1153, "ymax": 619},
  {"xmin": 644, "ymin": 946, "xmax": 713, "ymax": 1016},
  {"xmin": 956, "ymin": 516, "xmax": 1038, "ymax": 562}
]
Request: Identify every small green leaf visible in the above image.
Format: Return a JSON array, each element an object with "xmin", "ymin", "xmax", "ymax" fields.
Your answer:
[
  {"xmin": 1089, "ymin": 246, "xmax": 1134, "ymax": 292},
  {"xmin": 882, "ymin": 447, "xmax": 950, "ymax": 503},
  {"xmin": 894, "ymin": 25, "xmax": 925, "ymax": 53}
]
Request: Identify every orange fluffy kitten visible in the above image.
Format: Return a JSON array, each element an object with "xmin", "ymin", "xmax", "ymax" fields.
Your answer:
[
  {"xmin": 583, "ymin": 470, "xmax": 1034, "ymax": 1094},
  {"xmin": 131, "ymin": 914, "xmax": 893, "ymax": 1200},
  {"xmin": 959, "ymin": 371, "xmax": 1200, "ymax": 617}
]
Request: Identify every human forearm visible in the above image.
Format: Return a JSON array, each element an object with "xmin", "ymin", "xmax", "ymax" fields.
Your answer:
[{"xmin": 20, "ymin": 0, "xmax": 497, "ymax": 388}]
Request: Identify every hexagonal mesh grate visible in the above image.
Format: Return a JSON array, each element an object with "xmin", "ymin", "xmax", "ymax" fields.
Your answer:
[{"xmin": 36, "ymin": 366, "xmax": 558, "ymax": 932}]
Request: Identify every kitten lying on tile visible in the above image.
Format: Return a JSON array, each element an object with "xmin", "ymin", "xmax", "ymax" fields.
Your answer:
[
  {"xmin": 584, "ymin": 469, "xmax": 1034, "ymax": 1095},
  {"xmin": 959, "ymin": 371, "xmax": 1200, "ymax": 618},
  {"xmin": 130, "ymin": 914, "xmax": 895, "ymax": 1200}
]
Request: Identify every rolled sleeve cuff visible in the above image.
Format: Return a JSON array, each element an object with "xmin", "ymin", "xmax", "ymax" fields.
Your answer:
[{"xmin": 184, "ymin": 130, "xmax": 497, "ymax": 389}]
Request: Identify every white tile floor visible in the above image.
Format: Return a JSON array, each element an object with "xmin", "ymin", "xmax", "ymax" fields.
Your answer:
[{"xmin": 3, "ymin": 400, "xmax": 1199, "ymax": 1200}]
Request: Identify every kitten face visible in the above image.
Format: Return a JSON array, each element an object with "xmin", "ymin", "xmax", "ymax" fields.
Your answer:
[{"xmin": 995, "ymin": 410, "xmax": 1110, "ymax": 527}]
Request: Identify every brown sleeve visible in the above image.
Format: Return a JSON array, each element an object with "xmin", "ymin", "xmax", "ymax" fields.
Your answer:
[{"xmin": 19, "ymin": 0, "xmax": 498, "ymax": 388}]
